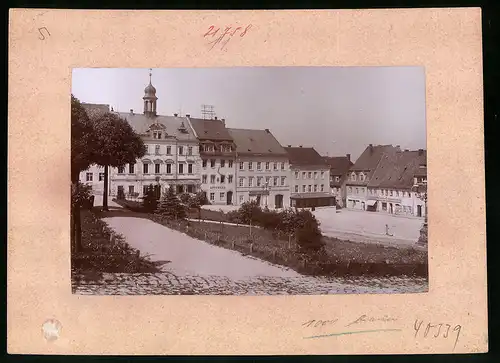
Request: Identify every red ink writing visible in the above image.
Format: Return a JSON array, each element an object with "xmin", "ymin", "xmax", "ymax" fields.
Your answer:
[{"xmin": 203, "ymin": 24, "xmax": 253, "ymax": 51}]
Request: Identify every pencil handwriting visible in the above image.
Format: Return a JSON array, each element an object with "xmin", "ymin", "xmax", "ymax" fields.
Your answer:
[{"xmin": 203, "ymin": 24, "xmax": 253, "ymax": 51}]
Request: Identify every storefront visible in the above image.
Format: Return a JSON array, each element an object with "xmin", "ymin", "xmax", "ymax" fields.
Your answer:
[{"xmin": 290, "ymin": 192, "xmax": 336, "ymax": 209}]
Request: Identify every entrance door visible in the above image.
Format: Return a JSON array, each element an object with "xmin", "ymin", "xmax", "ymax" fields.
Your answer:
[
  {"xmin": 362, "ymin": 202, "xmax": 365, "ymax": 210},
  {"xmin": 275, "ymin": 194, "xmax": 284, "ymax": 209},
  {"xmin": 153, "ymin": 185, "xmax": 161, "ymax": 200},
  {"xmin": 226, "ymin": 191, "xmax": 233, "ymax": 205},
  {"xmin": 389, "ymin": 203, "xmax": 393, "ymax": 214},
  {"xmin": 256, "ymin": 195, "xmax": 261, "ymax": 205},
  {"xmin": 417, "ymin": 205, "xmax": 422, "ymax": 217}
]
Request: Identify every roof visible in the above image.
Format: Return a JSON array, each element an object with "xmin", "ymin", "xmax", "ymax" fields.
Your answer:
[
  {"xmin": 188, "ymin": 118, "xmax": 233, "ymax": 141},
  {"xmin": 228, "ymin": 128, "xmax": 288, "ymax": 157},
  {"xmin": 351, "ymin": 144, "xmax": 399, "ymax": 171},
  {"xmin": 368, "ymin": 150, "xmax": 427, "ymax": 189},
  {"xmin": 285, "ymin": 147, "xmax": 329, "ymax": 167},
  {"xmin": 291, "ymin": 192, "xmax": 334, "ymax": 199},
  {"xmin": 114, "ymin": 112, "xmax": 197, "ymax": 141},
  {"xmin": 323, "ymin": 156, "xmax": 353, "ymax": 175}
]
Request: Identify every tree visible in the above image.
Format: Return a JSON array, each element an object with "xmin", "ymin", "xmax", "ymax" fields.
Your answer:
[
  {"xmin": 189, "ymin": 191, "xmax": 207, "ymax": 220},
  {"xmin": 294, "ymin": 209, "xmax": 324, "ymax": 253},
  {"xmin": 142, "ymin": 184, "xmax": 158, "ymax": 212},
  {"xmin": 89, "ymin": 112, "xmax": 146, "ymax": 211},
  {"xmin": 156, "ymin": 187, "xmax": 186, "ymax": 220},
  {"xmin": 71, "ymin": 95, "xmax": 98, "ymax": 252}
]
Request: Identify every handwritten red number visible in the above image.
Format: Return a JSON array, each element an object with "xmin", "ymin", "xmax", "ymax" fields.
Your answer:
[{"xmin": 240, "ymin": 24, "xmax": 252, "ymax": 37}]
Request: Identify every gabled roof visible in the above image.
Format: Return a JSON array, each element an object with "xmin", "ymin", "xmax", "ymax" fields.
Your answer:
[
  {"xmin": 323, "ymin": 156, "xmax": 353, "ymax": 175},
  {"xmin": 351, "ymin": 144, "xmax": 399, "ymax": 171},
  {"xmin": 228, "ymin": 128, "xmax": 288, "ymax": 157},
  {"xmin": 188, "ymin": 118, "xmax": 233, "ymax": 141},
  {"xmin": 113, "ymin": 113, "xmax": 197, "ymax": 141},
  {"xmin": 368, "ymin": 150, "xmax": 427, "ymax": 189},
  {"xmin": 285, "ymin": 147, "xmax": 329, "ymax": 167}
]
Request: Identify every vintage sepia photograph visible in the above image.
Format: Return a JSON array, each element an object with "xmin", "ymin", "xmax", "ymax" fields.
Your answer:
[{"xmin": 71, "ymin": 67, "xmax": 428, "ymax": 295}]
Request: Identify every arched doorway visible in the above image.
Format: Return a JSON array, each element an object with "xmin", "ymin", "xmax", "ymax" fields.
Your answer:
[
  {"xmin": 275, "ymin": 194, "xmax": 284, "ymax": 209},
  {"xmin": 226, "ymin": 191, "xmax": 233, "ymax": 205}
]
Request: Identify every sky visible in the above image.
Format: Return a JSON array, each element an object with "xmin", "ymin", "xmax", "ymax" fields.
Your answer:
[{"xmin": 72, "ymin": 67, "xmax": 426, "ymax": 162}]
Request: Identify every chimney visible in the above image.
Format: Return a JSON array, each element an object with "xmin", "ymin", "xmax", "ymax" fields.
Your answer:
[
  {"xmin": 174, "ymin": 113, "xmax": 178, "ymax": 117},
  {"xmin": 346, "ymin": 153, "xmax": 351, "ymax": 161},
  {"xmin": 299, "ymin": 145, "xmax": 303, "ymax": 148},
  {"xmin": 396, "ymin": 145, "xmax": 400, "ymax": 149},
  {"xmin": 369, "ymin": 144, "xmax": 374, "ymax": 154},
  {"xmin": 287, "ymin": 145, "xmax": 291, "ymax": 147},
  {"xmin": 186, "ymin": 114, "xmax": 190, "ymax": 118},
  {"xmin": 418, "ymin": 148, "xmax": 424, "ymax": 156},
  {"xmin": 221, "ymin": 118, "xmax": 226, "ymax": 126},
  {"xmin": 130, "ymin": 109, "xmax": 134, "ymax": 115},
  {"xmin": 265, "ymin": 128, "xmax": 270, "ymax": 133},
  {"xmin": 214, "ymin": 116, "xmax": 218, "ymax": 120}
]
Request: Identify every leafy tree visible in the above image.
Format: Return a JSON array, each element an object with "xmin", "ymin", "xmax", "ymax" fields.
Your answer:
[
  {"xmin": 179, "ymin": 192, "xmax": 192, "ymax": 205},
  {"xmin": 142, "ymin": 184, "xmax": 158, "ymax": 212},
  {"xmin": 294, "ymin": 209, "xmax": 324, "ymax": 253},
  {"xmin": 156, "ymin": 187, "xmax": 186, "ymax": 220},
  {"xmin": 189, "ymin": 191, "xmax": 207, "ymax": 219},
  {"xmin": 237, "ymin": 200, "xmax": 262, "ymax": 224},
  {"xmin": 71, "ymin": 95, "xmax": 98, "ymax": 252},
  {"xmin": 89, "ymin": 112, "xmax": 146, "ymax": 211}
]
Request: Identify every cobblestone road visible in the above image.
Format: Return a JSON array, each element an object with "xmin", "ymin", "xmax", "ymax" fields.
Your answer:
[{"xmin": 73, "ymin": 272, "xmax": 428, "ymax": 295}]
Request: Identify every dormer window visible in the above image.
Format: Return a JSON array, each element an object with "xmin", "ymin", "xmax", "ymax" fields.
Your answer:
[
  {"xmin": 153, "ymin": 131, "xmax": 162, "ymax": 139},
  {"xmin": 352, "ymin": 173, "xmax": 356, "ymax": 181}
]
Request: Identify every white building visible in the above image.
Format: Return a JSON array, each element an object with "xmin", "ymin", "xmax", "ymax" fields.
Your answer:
[
  {"xmin": 284, "ymin": 146, "xmax": 334, "ymax": 208},
  {"xmin": 186, "ymin": 117, "xmax": 237, "ymax": 205},
  {"xmin": 228, "ymin": 128, "xmax": 290, "ymax": 209}
]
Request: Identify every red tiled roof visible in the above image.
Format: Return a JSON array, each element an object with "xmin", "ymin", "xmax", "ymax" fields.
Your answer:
[
  {"xmin": 368, "ymin": 150, "xmax": 427, "ymax": 189},
  {"xmin": 228, "ymin": 128, "xmax": 287, "ymax": 156},
  {"xmin": 285, "ymin": 147, "xmax": 329, "ymax": 167},
  {"xmin": 188, "ymin": 118, "xmax": 233, "ymax": 141},
  {"xmin": 323, "ymin": 156, "xmax": 353, "ymax": 175}
]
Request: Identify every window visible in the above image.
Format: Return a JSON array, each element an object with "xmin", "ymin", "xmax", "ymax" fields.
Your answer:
[
  {"xmin": 408, "ymin": 192, "xmax": 412, "ymax": 198},
  {"xmin": 281, "ymin": 177, "xmax": 286, "ymax": 186},
  {"xmin": 86, "ymin": 172, "xmax": 93, "ymax": 181},
  {"xmin": 128, "ymin": 185, "xmax": 134, "ymax": 194},
  {"xmin": 155, "ymin": 163, "xmax": 161, "ymax": 174},
  {"xmin": 210, "ymin": 159, "xmax": 215, "ymax": 168},
  {"xmin": 356, "ymin": 188, "xmax": 359, "ymax": 194},
  {"xmin": 308, "ymin": 185, "xmax": 312, "ymax": 192},
  {"xmin": 143, "ymin": 185, "xmax": 148, "ymax": 196},
  {"xmin": 249, "ymin": 177, "xmax": 254, "ymax": 187},
  {"xmin": 390, "ymin": 190, "xmax": 393, "ymax": 196},
  {"xmin": 153, "ymin": 131, "xmax": 162, "ymax": 139},
  {"xmin": 228, "ymin": 160, "xmax": 233, "ymax": 168},
  {"xmin": 302, "ymin": 172, "xmax": 307, "ymax": 179},
  {"xmin": 155, "ymin": 145, "xmax": 160, "ymax": 155},
  {"xmin": 188, "ymin": 146, "xmax": 193, "ymax": 155},
  {"xmin": 273, "ymin": 162, "xmax": 278, "ymax": 170},
  {"xmin": 166, "ymin": 146, "xmax": 172, "ymax": 155},
  {"xmin": 210, "ymin": 175, "xmax": 216, "ymax": 184},
  {"xmin": 145, "ymin": 145, "xmax": 149, "ymax": 154},
  {"xmin": 239, "ymin": 177, "xmax": 244, "ymax": 187},
  {"xmin": 314, "ymin": 185, "xmax": 318, "ymax": 192},
  {"xmin": 248, "ymin": 162, "xmax": 253, "ymax": 170},
  {"xmin": 257, "ymin": 162, "xmax": 262, "ymax": 170},
  {"xmin": 395, "ymin": 190, "xmax": 399, "ymax": 197},
  {"xmin": 166, "ymin": 164, "xmax": 172, "ymax": 174},
  {"xmin": 352, "ymin": 173, "xmax": 356, "ymax": 181},
  {"xmin": 321, "ymin": 171, "xmax": 325, "ymax": 179},
  {"xmin": 349, "ymin": 187, "xmax": 352, "ymax": 193},
  {"xmin": 314, "ymin": 172, "xmax": 318, "ymax": 179},
  {"xmin": 202, "ymin": 159, "xmax": 207, "ymax": 168},
  {"xmin": 281, "ymin": 162, "xmax": 285, "ymax": 170},
  {"xmin": 295, "ymin": 185, "xmax": 299, "ymax": 193},
  {"xmin": 118, "ymin": 166, "xmax": 125, "ymax": 174},
  {"xmin": 239, "ymin": 195, "xmax": 244, "ymax": 203},
  {"xmin": 239, "ymin": 162, "xmax": 244, "ymax": 170},
  {"xmin": 265, "ymin": 162, "xmax": 270, "ymax": 170},
  {"xmin": 187, "ymin": 185, "xmax": 194, "ymax": 193},
  {"xmin": 98, "ymin": 172, "xmax": 105, "ymax": 181},
  {"xmin": 302, "ymin": 185, "xmax": 306, "ymax": 192},
  {"xmin": 228, "ymin": 175, "xmax": 233, "ymax": 183},
  {"xmin": 220, "ymin": 175, "xmax": 225, "ymax": 183},
  {"xmin": 178, "ymin": 146, "xmax": 184, "ymax": 155},
  {"xmin": 335, "ymin": 176, "xmax": 340, "ymax": 182},
  {"xmin": 295, "ymin": 172, "xmax": 299, "ymax": 179},
  {"xmin": 178, "ymin": 164, "xmax": 184, "ymax": 174},
  {"xmin": 256, "ymin": 177, "xmax": 262, "ymax": 186},
  {"xmin": 308, "ymin": 172, "xmax": 312, "ymax": 179},
  {"xmin": 220, "ymin": 192, "xmax": 225, "ymax": 200},
  {"xmin": 321, "ymin": 184, "xmax": 324, "ymax": 192},
  {"xmin": 202, "ymin": 175, "xmax": 207, "ymax": 184},
  {"xmin": 265, "ymin": 176, "xmax": 271, "ymax": 185},
  {"xmin": 221, "ymin": 159, "xmax": 225, "ymax": 167},
  {"xmin": 273, "ymin": 176, "xmax": 278, "ymax": 186},
  {"xmin": 188, "ymin": 163, "xmax": 193, "ymax": 174},
  {"xmin": 209, "ymin": 193, "xmax": 215, "ymax": 201},
  {"xmin": 143, "ymin": 164, "xmax": 149, "ymax": 174},
  {"xmin": 127, "ymin": 163, "xmax": 134, "ymax": 173}
]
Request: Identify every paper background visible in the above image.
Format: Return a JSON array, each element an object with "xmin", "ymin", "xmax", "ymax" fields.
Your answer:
[{"xmin": 8, "ymin": 8, "xmax": 487, "ymax": 355}]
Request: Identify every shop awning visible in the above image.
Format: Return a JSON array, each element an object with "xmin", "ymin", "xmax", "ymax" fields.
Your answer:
[{"xmin": 366, "ymin": 199, "xmax": 377, "ymax": 206}]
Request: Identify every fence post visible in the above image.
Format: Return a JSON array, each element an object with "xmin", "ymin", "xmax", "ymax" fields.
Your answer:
[
  {"xmin": 250, "ymin": 244, "xmax": 253, "ymax": 253},
  {"xmin": 232, "ymin": 239, "xmax": 235, "ymax": 248}
]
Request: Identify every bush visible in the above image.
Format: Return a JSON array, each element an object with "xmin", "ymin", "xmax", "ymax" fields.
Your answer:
[
  {"xmin": 156, "ymin": 186, "xmax": 186, "ymax": 220},
  {"xmin": 236, "ymin": 200, "xmax": 262, "ymax": 224},
  {"xmin": 179, "ymin": 192, "xmax": 192, "ymax": 205},
  {"xmin": 71, "ymin": 182, "xmax": 93, "ymax": 208},
  {"xmin": 294, "ymin": 209, "xmax": 324, "ymax": 252},
  {"xmin": 142, "ymin": 184, "xmax": 158, "ymax": 212}
]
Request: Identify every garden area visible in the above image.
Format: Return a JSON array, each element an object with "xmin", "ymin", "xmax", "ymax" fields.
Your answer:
[{"xmin": 112, "ymin": 188, "xmax": 428, "ymax": 278}]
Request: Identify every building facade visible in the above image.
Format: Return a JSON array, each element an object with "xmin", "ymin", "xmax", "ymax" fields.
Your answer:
[
  {"xmin": 229, "ymin": 128, "xmax": 290, "ymax": 208},
  {"xmin": 366, "ymin": 149, "xmax": 427, "ymax": 218},
  {"xmin": 345, "ymin": 144, "xmax": 400, "ymax": 211},
  {"xmin": 285, "ymin": 146, "xmax": 334, "ymax": 208},
  {"xmin": 186, "ymin": 117, "xmax": 237, "ymax": 205},
  {"xmin": 323, "ymin": 154, "xmax": 353, "ymax": 207}
]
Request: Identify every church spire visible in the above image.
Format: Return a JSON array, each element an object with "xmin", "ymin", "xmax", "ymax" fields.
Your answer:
[{"xmin": 143, "ymin": 68, "xmax": 158, "ymax": 117}]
